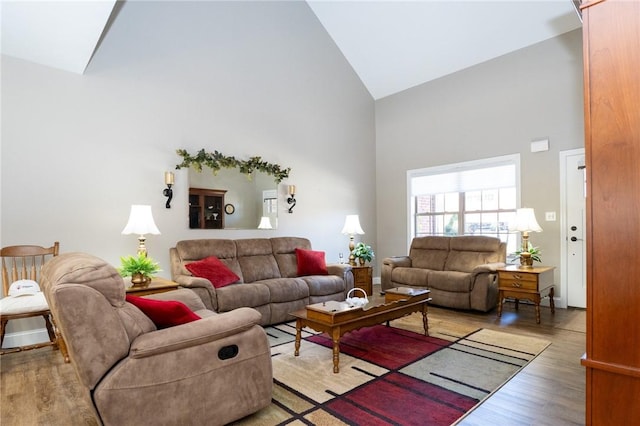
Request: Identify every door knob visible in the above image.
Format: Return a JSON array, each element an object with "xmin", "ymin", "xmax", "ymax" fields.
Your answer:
[
  {"xmin": 571, "ymin": 226, "xmax": 578, "ymax": 231},
  {"xmin": 571, "ymin": 236, "xmax": 578, "ymax": 242}
]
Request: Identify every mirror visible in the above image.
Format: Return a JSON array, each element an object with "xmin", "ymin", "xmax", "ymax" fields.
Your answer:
[{"xmin": 188, "ymin": 168, "xmax": 278, "ymax": 229}]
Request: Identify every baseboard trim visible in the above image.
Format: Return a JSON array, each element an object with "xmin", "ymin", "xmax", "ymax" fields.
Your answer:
[{"xmin": 1, "ymin": 328, "xmax": 51, "ymax": 349}]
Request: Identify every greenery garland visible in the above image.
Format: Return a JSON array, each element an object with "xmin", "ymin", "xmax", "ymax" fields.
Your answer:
[{"xmin": 175, "ymin": 149, "xmax": 291, "ymax": 183}]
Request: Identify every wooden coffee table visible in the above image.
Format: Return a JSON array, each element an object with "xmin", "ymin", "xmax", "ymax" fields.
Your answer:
[{"xmin": 290, "ymin": 287, "xmax": 431, "ymax": 373}]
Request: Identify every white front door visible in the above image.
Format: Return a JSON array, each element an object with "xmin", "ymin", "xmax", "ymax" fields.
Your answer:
[{"xmin": 561, "ymin": 149, "xmax": 587, "ymax": 308}]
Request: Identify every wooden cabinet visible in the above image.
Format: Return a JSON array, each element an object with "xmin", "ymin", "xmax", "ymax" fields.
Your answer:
[
  {"xmin": 581, "ymin": 0, "xmax": 640, "ymax": 423},
  {"xmin": 352, "ymin": 266, "xmax": 372, "ymax": 296},
  {"xmin": 189, "ymin": 188, "xmax": 226, "ymax": 229}
]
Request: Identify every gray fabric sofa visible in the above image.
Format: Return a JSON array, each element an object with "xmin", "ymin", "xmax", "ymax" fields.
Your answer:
[
  {"xmin": 170, "ymin": 237, "xmax": 354, "ymax": 325},
  {"xmin": 41, "ymin": 252, "xmax": 272, "ymax": 426},
  {"xmin": 381, "ymin": 236, "xmax": 506, "ymax": 312}
]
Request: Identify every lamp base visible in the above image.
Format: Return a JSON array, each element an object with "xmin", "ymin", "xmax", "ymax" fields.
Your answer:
[{"xmin": 348, "ymin": 236, "xmax": 356, "ymax": 266}]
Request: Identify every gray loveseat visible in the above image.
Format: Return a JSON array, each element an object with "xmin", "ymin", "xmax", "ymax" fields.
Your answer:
[
  {"xmin": 170, "ymin": 237, "xmax": 354, "ymax": 325},
  {"xmin": 381, "ymin": 236, "xmax": 506, "ymax": 312}
]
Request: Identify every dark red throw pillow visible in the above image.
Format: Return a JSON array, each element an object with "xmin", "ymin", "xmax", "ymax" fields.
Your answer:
[
  {"xmin": 126, "ymin": 295, "xmax": 200, "ymax": 329},
  {"xmin": 185, "ymin": 256, "xmax": 240, "ymax": 288},
  {"xmin": 296, "ymin": 248, "xmax": 328, "ymax": 276}
]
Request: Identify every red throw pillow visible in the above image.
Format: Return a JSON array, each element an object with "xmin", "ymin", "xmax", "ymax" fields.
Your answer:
[
  {"xmin": 296, "ymin": 248, "xmax": 328, "ymax": 276},
  {"xmin": 126, "ymin": 295, "xmax": 201, "ymax": 329},
  {"xmin": 185, "ymin": 256, "xmax": 240, "ymax": 288}
]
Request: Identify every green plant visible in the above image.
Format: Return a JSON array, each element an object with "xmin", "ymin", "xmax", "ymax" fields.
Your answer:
[
  {"xmin": 175, "ymin": 149, "xmax": 291, "ymax": 183},
  {"xmin": 514, "ymin": 242, "xmax": 542, "ymax": 263},
  {"xmin": 352, "ymin": 242, "xmax": 375, "ymax": 262},
  {"xmin": 118, "ymin": 254, "xmax": 161, "ymax": 278}
]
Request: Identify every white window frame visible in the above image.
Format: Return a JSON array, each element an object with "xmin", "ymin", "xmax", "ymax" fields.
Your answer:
[{"xmin": 406, "ymin": 154, "xmax": 521, "ymax": 251}]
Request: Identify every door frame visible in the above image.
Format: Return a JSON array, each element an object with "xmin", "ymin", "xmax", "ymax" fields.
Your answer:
[{"xmin": 559, "ymin": 148, "xmax": 585, "ymax": 309}]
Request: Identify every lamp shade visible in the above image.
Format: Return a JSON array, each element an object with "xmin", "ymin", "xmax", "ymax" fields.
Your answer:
[
  {"xmin": 341, "ymin": 215, "xmax": 365, "ymax": 235},
  {"xmin": 509, "ymin": 208, "xmax": 542, "ymax": 233},
  {"xmin": 122, "ymin": 205, "xmax": 161, "ymax": 235},
  {"xmin": 257, "ymin": 216, "xmax": 273, "ymax": 229}
]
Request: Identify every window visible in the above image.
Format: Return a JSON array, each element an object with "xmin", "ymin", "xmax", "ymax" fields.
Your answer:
[{"xmin": 408, "ymin": 155, "xmax": 520, "ymax": 254}]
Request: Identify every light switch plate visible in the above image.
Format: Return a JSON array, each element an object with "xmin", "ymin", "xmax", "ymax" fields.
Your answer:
[{"xmin": 545, "ymin": 211, "xmax": 556, "ymax": 221}]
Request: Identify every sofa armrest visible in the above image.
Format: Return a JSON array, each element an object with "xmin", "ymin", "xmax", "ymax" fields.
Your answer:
[
  {"xmin": 141, "ymin": 288, "xmax": 207, "ymax": 313},
  {"xmin": 327, "ymin": 263, "xmax": 352, "ymax": 276},
  {"xmin": 383, "ymin": 256, "xmax": 412, "ymax": 268},
  {"xmin": 381, "ymin": 256, "xmax": 412, "ymax": 291},
  {"xmin": 129, "ymin": 307, "xmax": 261, "ymax": 359},
  {"xmin": 327, "ymin": 263, "xmax": 354, "ymax": 294},
  {"xmin": 471, "ymin": 262, "xmax": 506, "ymax": 277},
  {"xmin": 173, "ymin": 274, "xmax": 218, "ymax": 311}
]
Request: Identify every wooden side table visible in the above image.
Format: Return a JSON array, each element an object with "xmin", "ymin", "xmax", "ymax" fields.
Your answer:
[
  {"xmin": 351, "ymin": 266, "xmax": 373, "ymax": 296},
  {"xmin": 125, "ymin": 277, "xmax": 179, "ymax": 296},
  {"xmin": 497, "ymin": 265, "xmax": 555, "ymax": 324}
]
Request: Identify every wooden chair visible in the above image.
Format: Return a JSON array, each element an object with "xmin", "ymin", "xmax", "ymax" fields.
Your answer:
[{"xmin": 0, "ymin": 242, "xmax": 69, "ymax": 362}]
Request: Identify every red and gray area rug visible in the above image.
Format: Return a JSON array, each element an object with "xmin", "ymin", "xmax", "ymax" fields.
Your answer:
[{"xmin": 233, "ymin": 315, "xmax": 550, "ymax": 426}]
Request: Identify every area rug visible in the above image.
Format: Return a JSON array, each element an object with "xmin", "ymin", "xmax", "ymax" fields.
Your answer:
[{"xmin": 232, "ymin": 314, "xmax": 550, "ymax": 426}]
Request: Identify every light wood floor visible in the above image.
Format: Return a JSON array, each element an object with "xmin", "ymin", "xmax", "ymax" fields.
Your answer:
[{"xmin": 1, "ymin": 296, "xmax": 585, "ymax": 426}]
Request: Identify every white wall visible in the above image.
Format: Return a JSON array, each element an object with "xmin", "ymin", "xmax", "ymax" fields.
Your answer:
[
  {"xmin": 375, "ymin": 29, "xmax": 584, "ymax": 300},
  {"xmin": 1, "ymin": 1, "xmax": 375, "ymax": 341}
]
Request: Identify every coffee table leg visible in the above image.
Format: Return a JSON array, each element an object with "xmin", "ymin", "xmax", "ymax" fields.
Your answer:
[
  {"xmin": 332, "ymin": 328, "xmax": 340, "ymax": 373},
  {"xmin": 422, "ymin": 304, "xmax": 429, "ymax": 336},
  {"xmin": 294, "ymin": 319, "xmax": 302, "ymax": 357},
  {"xmin": 497, "ymin": 290, "xmax": 503, "ymax": 318},
  {"xmin": 549, "ymin": 286, "xmax": 556, "ymax": 314}
]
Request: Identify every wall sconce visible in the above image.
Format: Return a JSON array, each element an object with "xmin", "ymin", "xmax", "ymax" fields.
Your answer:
[
  {"xmin": 163, "ymin": 171, "xmax": 174, "ymax": 208},
  {"xmin": 287, "ymin": 185, "xmax": 296, "ymax": 213},
  {"xmin": 122, "ymin": 205, "xmax": 161, "ymax": 257},
  {"xmin": 341, "ymin": 214, "xmax": 365, "ymax": 266}
]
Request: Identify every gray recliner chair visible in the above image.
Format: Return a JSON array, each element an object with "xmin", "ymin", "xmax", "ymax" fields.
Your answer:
[{"xmin": 41, "ymin": 252, "xmax": 272, "ymax": 426}]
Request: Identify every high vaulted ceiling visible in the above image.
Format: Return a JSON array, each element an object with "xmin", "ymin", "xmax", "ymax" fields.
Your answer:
[{"xmin": 0, "ymin": 1, "xmax": 582, "ymax": 99}]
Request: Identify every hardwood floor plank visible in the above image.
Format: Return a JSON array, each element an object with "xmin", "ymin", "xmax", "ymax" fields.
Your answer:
[{"xmin": 1, "ymin": 292, "xmax": 585, "ymax": 426}]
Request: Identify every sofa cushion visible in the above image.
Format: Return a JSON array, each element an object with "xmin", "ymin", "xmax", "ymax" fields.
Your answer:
[
  {"xmin": 390, "ymin": 267, "xmax": 429, "ymax": 287},
  {"xmin": 185, "ymin": 256, "xmax": 240, "ymax": 288},
  {"xmin": 175, "ymin": 239, "xmax": 237, "ymax": 261},
  {"xmin": 409, "ymin": 236, "xmax": 450, "ymax": 270},
  {"xmin": 236, "ymin": 239, "xmax": 281, "ymax": 282},
  {"xmin": 271, "ymin": 237, "xmax": 312, "ymax": 278},
  {"xmin": 296, "ymin": 248, "xmax": 328, "ymax": 276},
  {"xmin": 215, "ymin": 283, "xmax": 270, "ymax": 313},
  {"xmin": 125, "ymin": 295, "xmax": 201, "ymax": 329},
  {"xmin": 301, "ymin": 275, "xmax": 345, "ymax": 296},
  {"xmin": 445, "ymin": 236, "xmax": 504, "ymax": 273},
  {"xmin": 427, "ymin": 270, "xmax": 472, "ymax": 293},
  {"xmin": 259, "ymin": 278, "xmax": 309, "ymax": 303}
]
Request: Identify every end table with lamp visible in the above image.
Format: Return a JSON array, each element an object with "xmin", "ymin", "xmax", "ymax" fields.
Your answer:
[{"xmin": 496, "ymin": 265, "xmax": 555, "ymax": 324}]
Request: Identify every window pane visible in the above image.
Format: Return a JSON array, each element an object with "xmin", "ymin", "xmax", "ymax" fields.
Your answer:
[
  {"xmin": 444, "ymin": 214, "xmax": 458, "ymax": 235},
  {"xmin": 434, "ymin": 193, "xmax": 445, "ymax": 212},
  {"xmin": 445, "ymin": 192, "xmax": 459, "ymax": 211},
  {"xmin": 482, "ymin": 189, "xmax": 499, "ymax": 210},
  {"xmin": 416, "ymin": 195, "xmax": 432, "ymax": 214},
  {"xmin": 465, "ymin": 191, "xmax": 481, "ymax": 211},
  {"xmin": 465, "ymin": 213, "xmax": 481, "ymax": 233},
  {"xmin": 499, "ymin": 187, "xmax": 516, "ymax": 209},
  {"xmin": 481, "ymin": 212, "xmax": 498, "ymax": 233}
]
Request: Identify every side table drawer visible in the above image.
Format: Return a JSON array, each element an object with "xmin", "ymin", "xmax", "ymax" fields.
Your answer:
[{"xmin": 498, "ymin": 272, "xmax": 537, "ymax": 291}]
